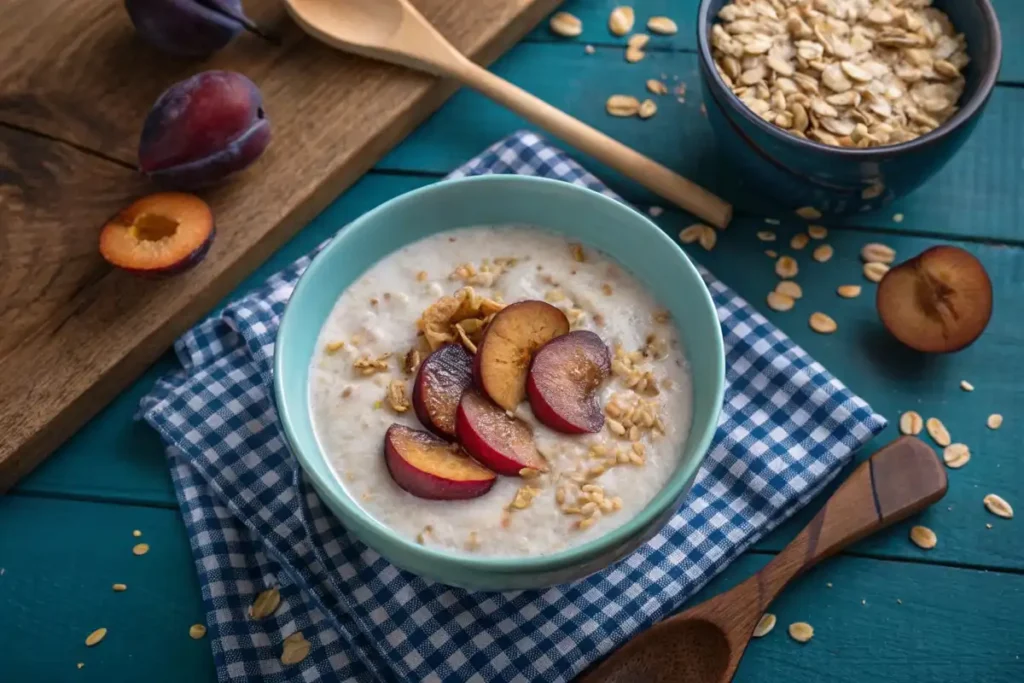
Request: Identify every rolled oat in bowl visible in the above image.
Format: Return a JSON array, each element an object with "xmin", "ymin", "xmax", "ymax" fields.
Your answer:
[{"xmin": 710, "ymin": 0, "xmax": 969, "ymax": 148}]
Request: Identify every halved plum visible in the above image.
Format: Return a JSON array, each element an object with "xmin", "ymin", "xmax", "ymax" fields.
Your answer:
[
  {"xmin": 412, "ymin": 343, "xmax": 473, "ymax": 439},
  {"xmin": 455, "ymin": 390, "xmax": 547, "ymax": 476},
  {"xmin": 473, "ymin": 300, "xmax": 569, "ymax": 411},
  {"xmin": 527, "ymin": 330, "xmax": 611, "ymax": 434},
  {"xmin": 384, "ymin": 424, "xmax": 496, "ymax": 500},
  {"xmin": 99, "ymin": 192, "xmax": 214, "ymax": 277}
]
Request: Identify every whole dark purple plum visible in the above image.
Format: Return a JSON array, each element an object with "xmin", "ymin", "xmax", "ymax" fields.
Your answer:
[
  {"xmin": 139, "ymin": 70, "xmax": 271, "ymax": 188},
  {"xmin": 124, "ymin": 0, "xmax": 262, "ymax": 57}
]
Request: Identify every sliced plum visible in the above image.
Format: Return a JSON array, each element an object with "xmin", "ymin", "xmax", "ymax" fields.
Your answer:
[
  {"xmin": 412, "ymin": 343, "xmax": 473, "ymax": 439},
  {"xmin": 527, "ymin": 330, "xmax": 611, "ymax": 434},
  {"xmin": 384, "ymin": 424, "xmax": 496, "ymax": 500},
  {"xmin": 473, "ymin": 300, "xmax": 569, "ymax": 411},
  {"xmin": 455, "ymin": 390, "xmax": 547, "ymax": 476},
  {"xmin": 99, "ymin": 192, "xmax": 214, "ymax": 277}
]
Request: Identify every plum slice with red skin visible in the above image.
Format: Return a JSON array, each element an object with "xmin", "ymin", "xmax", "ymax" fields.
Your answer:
[
  {"xmin": 473, "ymin": 300, "xmax": 569, "ymax": 411},
  {"xmin": 412, "ymin": 343, "xmax": 473, "ymax": 439},
  {"xmin": 527, "ymin": 330, "xmax": 611, "ymax": 434},
  {"xmin": 99, "ymin": 192, "xmax": 214, "ymax": 277},
  {"xmin": 876, "ymin": 245, "xmax": 993, "ymax": 353},
  {"xmin": 455, "ymin": 390, "xmax": 548, "ymax": 476},
  {"xmin": 384, "ymin": 424, "xmax": 496, "ymax": 500}
]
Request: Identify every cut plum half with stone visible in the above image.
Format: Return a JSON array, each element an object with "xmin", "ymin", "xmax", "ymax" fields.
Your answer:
[
  {"xmin": 412, "ymin": 343, "xmax": 473, "ymax": 439},
  {"xmin": 527, "ymin": 330, "xmax": 611, "ymax": 434},
  {"xmin": 876, "ymin": 245, "xmax": 993, "ymax": 353},
  {"xmin": 456, "ymin": 391, "xmax": 548, "ymax": 476},
  {"xmin": 99, "ymin": 192, "xmax": 214, "ymax": 277},
  {"xmin": 473, "ymin": 300, "xmax": 569, "ymax": 411},
  {"xmin": 384, "ymin": 424, "xmax": 496, "ymax": 500}
]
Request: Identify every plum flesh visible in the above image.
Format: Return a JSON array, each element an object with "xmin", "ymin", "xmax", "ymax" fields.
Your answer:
[
  {"xmin": 384, "ymin": 424, "xmax": 496, "ymax": 500},
  {"xmin": 139, "ymin": 70, "xmax": 271, "ymax": 188}
]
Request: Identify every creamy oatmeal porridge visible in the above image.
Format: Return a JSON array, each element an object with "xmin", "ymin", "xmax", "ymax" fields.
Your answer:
[{"xmin": 309, "ymin": 226, "xmax": 693, "ymax": 557}]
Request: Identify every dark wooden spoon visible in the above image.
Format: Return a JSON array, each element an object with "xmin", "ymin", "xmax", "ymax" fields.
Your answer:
[{"xmin": 579, "ymin": 436, "xmax": 948, "ymax": 683}]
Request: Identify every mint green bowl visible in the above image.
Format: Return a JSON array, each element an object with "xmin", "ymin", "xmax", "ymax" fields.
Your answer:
[{"xmin": 274, "ymin": 175, "xmax": 725, "ymax": 591}]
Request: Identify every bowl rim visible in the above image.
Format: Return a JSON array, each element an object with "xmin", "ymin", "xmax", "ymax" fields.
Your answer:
[
  {"xmin": 274, "ymin": 174, "xmax": 726, "ymax": 576},
  {"xmin": 696, "ymin": 0, "xmax": 1003, "ymax": 159}
]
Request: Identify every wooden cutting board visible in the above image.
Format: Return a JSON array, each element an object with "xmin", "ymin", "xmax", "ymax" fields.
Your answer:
[{"xmin": 0, "ymin": 0, "xmax": 561, "ymax": 491}]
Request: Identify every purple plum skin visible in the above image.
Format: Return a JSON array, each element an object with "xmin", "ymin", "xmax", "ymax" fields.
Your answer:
[
  {"xmin": 139, "ymin": 70, "xmax": 271, "ymax": 188},
  {"xmin": 124, "ymin": 0, "xmax": 255, "ymax": 57}
]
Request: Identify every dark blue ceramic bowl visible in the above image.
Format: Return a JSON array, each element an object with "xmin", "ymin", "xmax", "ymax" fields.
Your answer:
[{"xmin": 697, "ymin": 0, "xmax": 1002, "ymax": 215}]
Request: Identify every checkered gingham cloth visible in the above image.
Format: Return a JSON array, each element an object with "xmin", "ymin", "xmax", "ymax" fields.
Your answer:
[{"xmin": 140, "ymin": 131, "xmax": 886, "ymax": 683}]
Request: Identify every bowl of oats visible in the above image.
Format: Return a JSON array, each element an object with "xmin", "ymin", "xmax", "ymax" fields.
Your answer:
[
  {"xmin": 697, "ymin": 0, "xmax": 1002, "ymax": 214},
  {"xmin": 273, "ymin": 174, "xmax": 726, "ymax": 590}
]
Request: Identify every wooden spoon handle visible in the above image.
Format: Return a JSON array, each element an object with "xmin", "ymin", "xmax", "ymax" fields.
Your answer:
[
  {"xmin": 450, "ymin": 60, "xmax": 733, "ymax": 229},
  {"xmin": 757, "ymin": 436, "xmax": 947, "ymax": 601}
]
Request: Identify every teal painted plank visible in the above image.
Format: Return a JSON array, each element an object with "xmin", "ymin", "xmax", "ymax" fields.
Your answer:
[
  {"xmin": 702, "ymin": 554, "xmax": 1024, "ymax": 682},
  {"xmin": 654, "ymin": 211, "xmax": 1024, "ymax": 569},
  {"xmin": 13, "ymin": 173, "xmax": 435, "ymax": 507},
  {"xmin": 14, "ymin": 174, "xmax": 1024, "ymax": 572},
  {"xmin": 523, "ymin": 0, "xmax": 1024, "ymax": 83},
  {"xmin": 380, "ymin": 44, "xmax": 1024, "ymax": 242},
  {"xmin": 0, "ymin": 497, "xmax": 215, "ymax": 683},
  {"xmin": 1, "ymin": 494, "xmax": 1021, "ymax": 681}
]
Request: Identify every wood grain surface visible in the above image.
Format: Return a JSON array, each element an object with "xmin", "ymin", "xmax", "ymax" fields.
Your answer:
[{"xmin": 0, "ymin": 0, "xmax": 562, "ymax": 491}]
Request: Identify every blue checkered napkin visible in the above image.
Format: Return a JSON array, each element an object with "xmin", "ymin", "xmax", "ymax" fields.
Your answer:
[{"xmin": 140, "ymin": 131, "xmax": 886, "ymax": 683}]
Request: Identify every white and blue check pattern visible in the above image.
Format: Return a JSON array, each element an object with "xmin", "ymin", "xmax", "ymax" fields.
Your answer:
[{"xmin": 140, "ymin": 131, "xmax": 886, "ymax": 683}]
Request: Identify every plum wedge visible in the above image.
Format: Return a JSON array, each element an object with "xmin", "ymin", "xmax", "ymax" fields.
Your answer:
[
  {"xmin": 474, "ymin": 300, "xmax": 569, "ymax": 411},
  {"xmin": 384, "ymin": 424, "xmax": 496, "ymax": 500},
  {"xmin": 527, "ymin": 331, "xmax": 611, "ymax": 434},
  {"xmin": 412, "ymin": 343, "xmax": 473, "ymax": 439},
  {"xmin": 456, "ymin": 391, "xmax": 548, "ymax": 476}
]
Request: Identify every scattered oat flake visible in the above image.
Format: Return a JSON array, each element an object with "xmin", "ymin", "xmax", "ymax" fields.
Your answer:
[
  {"xmin": 959, "ymin": 380, "xmax": 974, "ymax": 392},
  {"xmin": 809, "ymin": 312, "xmax": 837, "ymax": 334},
  {"xmin": 625, "ymin": 45, "xmax": 645, "ymax": 63},
  {"xmin": 85, "ymin": 628, "xmax": 107, "ymax": 647},
  {"xmin": 585, "ymin": 44, "xmax": 596, "ymax": 54},
  {"xmin": 813, "ymin": 245, "xmax": 834, "ymax": 263},
  {"xmin": 756, "ymin": 230, "xmax": 776, "ymax": 242},
  {"xmin": 627, "ymin": 33, "xmax": 650, "ymax": 50},
  {"xmin": 638, "ymin": 99, "xmax": 658, "ymax": 119},
  {"xmin": 925, "ymin": 417, "xmax": 951, "ymax": 447},
  {"xmin": 249, "ymin": 587, "xmax": 282, "ymax": 620},
  {"xmin": 910, "ymin": 525, "xmax": 937, "ymax": 549},
  {"xmin": 790, "ymin": 233, "xmax": 809, "ymax": 250},
  {"xmin": 549, "ymin": 11, "xmax": 582, "ymax": 37},
  {"xmin": 281, "ymin": 632, "xmax": 311, "ymax": 666},
  {"xmin": 189, "ymin": 624, "xmax": 207, "ymax": 640},
  {"xmin": 775, "ymin": 256, "xmax": 798, "ymax": 279},
  {"xmin": 608, "ymin": 6, "xmax": 635, "ymax": 36},
  {"xmin": 648, "ymin": 206, "xmax": 664, "ymax": 217},
  {"xmin": 753, "ymin": 613, "xmax": 776, "ymax": 638},
  {"xmin": 808, "ymin": 225, "xmax": 828, "ymax": 239},
  {"xmin": 775, "ymin": 281, "xmax": 803, "ymax": 299},
  {"xmin": 796, "ymin": 207, "xmax": 822, "ymax": 220},
  {"xmin": 132, "ymin": 530, "xmax": 142, "ymax": 537},
  {"xmin": 764, "ymin": 218, "xmax": 780, "ymax": 225},
  {"xmin": 325, "ymin": 340, "xmax": 345, "ymax": 354},
  {"xmin": 943, "ymin": 443, "xmax": 970, "ymax": 469},
  {"xmin": 767, "ymin": 292, "xmax": 795, "ymax": 312},
  {"xmin": 606, "ymin": 94, "xmax": 641, "ymax": 117},
  {"xmin": 788, "ymin": 622, "xmax": 814, "ymax": 643},
  {"xmin": 861, "ymin": 243, "xmax": 896, "ymax": 264},
  {"xmin": 647, "ymin": 16, "xmax": 678, "ymax": 35},
  {"xmin": 899, "ymin": 411, "xmax": 923, "ymax": 436},
  {"xmin": 837, "ymin": 285, "xmax": 861, "ymax": 298},
  {"xmin": 863, "ymin": 262, "xmax": 890, "ymax": 283},
  {"xmin": 699, "ymin": 226, "xmax": 717, "ymax": 251},
  {"xmin": 893, "ymin": 213, "xmax": 905, "ymax": 223},
  {"xmin": 765, "ymin": 249, "xmax": 778, "ymax": 258},
  {"xmin": 132, "ymin": 543, "xmax": 149, "ymax": 556},
  {"xmin": 77, "ymin": 663, "xmax": 84, "ymax": 669},
  {"xmin": 987, "ymin": 414, "xmax": 1003, "ymax": 430},
  {"xmin": 679, "ymin": 224, "xmax": 706, "ymax": 244},
  {"xmin": 983, "ymin": 494, "xmax": 1013, "ymax": 519},
  {"xmin": 112, "ymin": 583, "xmax": 127, "ymax": 592},
  {"xmin": 646, "ymin": 79, "xmax": 668, "ymax": 96}
]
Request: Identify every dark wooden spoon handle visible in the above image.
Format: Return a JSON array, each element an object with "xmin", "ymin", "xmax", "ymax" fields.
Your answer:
[{"xmin": 756, "ymin": 435, "xmax": 947, "ymax": 601}]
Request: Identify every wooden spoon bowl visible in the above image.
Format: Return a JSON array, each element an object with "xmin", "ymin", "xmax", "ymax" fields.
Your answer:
[{"xmin": 580, "ymin": 437, "xmax": 948, "ymax": 683}]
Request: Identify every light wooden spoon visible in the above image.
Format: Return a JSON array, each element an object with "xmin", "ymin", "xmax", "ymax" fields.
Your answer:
[
  {"xmin": 578, "ymin": 436, "xmax": 948, "ymax": 683},
  {"xmin": 282, "ymin": 0, "xmax": 733, "ymax": 229}
]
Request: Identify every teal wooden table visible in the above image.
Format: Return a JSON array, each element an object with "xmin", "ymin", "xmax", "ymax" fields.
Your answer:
[{"xmin": 3, "ymin": 2, "xmax": 1022, "ymax": 680}]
